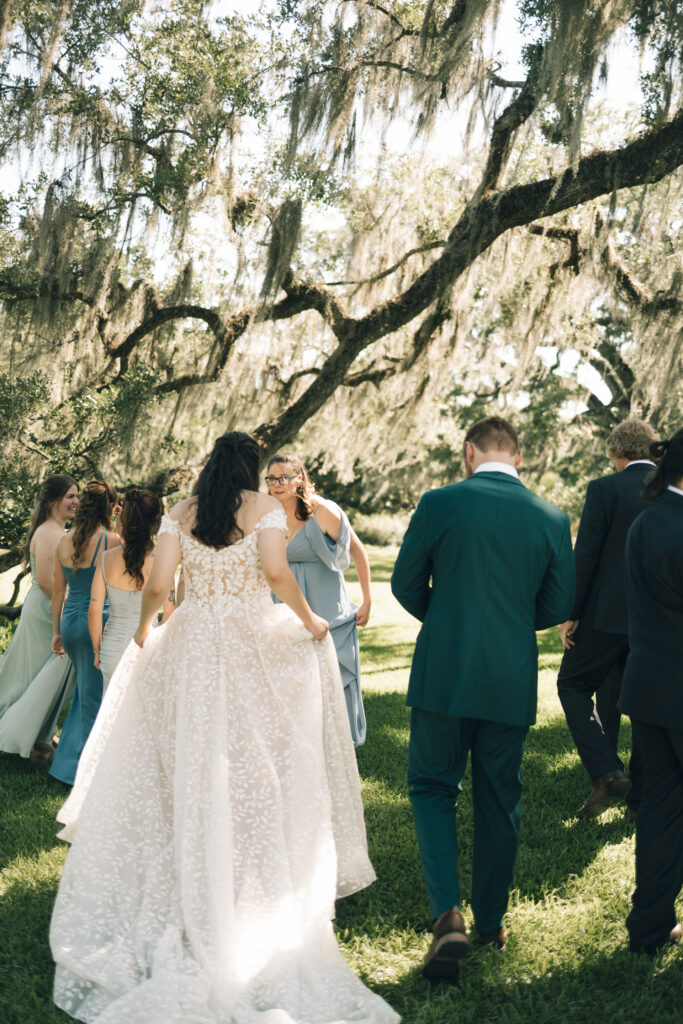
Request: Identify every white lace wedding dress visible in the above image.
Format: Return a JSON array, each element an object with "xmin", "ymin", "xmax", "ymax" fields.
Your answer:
[{"xmin": 51, "ymin": 510, "xmax": 399, "ymax": 1024}]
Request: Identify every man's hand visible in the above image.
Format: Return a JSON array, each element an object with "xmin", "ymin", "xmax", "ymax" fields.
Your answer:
[{"xmin": 559, "ymin": 619, "xmax": 579, "ymax": 650}]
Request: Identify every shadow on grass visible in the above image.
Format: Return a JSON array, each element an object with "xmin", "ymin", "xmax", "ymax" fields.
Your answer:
[
  {"xmin": 345, "ymin": 691, "xmax": 638, "ymax": 941},
  {"xmin": 346, "ymin": 546, "xmax": 398, "ymax": 585},
  {"xmin": 0, "ymin": 874, "xmax": 71, "ymax": 1023},
  {"xmin": 0, "ymin": 753, "xmax": 67, "ymax": 866},
  {"xmin": 537, "ymin": 628, "xmax": 564, "ymax": 657},
  {"xmin": 364, "ymin": 939, "xmax": 683, "ymax": 1024},
  {"xmin": 360, "ymin": 634, "xmax": 415, "ymax": 674}
]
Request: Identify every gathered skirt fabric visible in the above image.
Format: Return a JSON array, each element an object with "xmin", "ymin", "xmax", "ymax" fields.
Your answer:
[
  {"xmin": 0, "ymin": 578, "xmax": 74, "ymax": 755},
  {"xmin": 51, "ymin": 593, "xmax": 398, "ymax": 1024}
]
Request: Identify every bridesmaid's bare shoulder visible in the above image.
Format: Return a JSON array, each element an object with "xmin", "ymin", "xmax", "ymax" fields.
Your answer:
[{"xmin": 168, "ymin": 497, "xmax": 197, "ymax": 524}]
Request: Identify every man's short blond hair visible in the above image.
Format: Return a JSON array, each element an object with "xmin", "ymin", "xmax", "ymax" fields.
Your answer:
[{"xmin": 606, "ymin": 419, "xmax": 657, "ymax": 461}]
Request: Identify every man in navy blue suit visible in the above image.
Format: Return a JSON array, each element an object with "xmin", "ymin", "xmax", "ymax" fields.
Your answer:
[
  {"xmin": 557, "ymin": 419, "xmax": 656, "ymax": 819},
  {"xmin": 621, "ymin": 431, "xmax": 683, "ymax": 953}
]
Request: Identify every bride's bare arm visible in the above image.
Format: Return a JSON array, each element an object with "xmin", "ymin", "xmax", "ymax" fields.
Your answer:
[
  {"xmin": 135, "ymin": 532, "xmax": 181, "ymax": 646},
  {"xmin": 259, "ymin": 528, "xmax": 328, "ymax": 641}
]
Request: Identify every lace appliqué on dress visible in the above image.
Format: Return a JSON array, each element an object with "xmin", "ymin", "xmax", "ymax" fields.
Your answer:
[{"xmin": 51, "ymin": 505, "xmax": 395, "ymax": 1023}]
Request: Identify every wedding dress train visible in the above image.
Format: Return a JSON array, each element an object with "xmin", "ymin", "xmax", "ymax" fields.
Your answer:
[{"xmin": 51, "ymin": 509, "xmax": 398, "ymax": 1024}]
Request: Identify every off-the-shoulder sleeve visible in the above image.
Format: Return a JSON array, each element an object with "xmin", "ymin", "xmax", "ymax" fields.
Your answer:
[
  {"xmin": 255, "ymin": 508, "xmax": 288, "ymax": 533},
  {"xmin": 158, "ymin": 514, "xmax": 183, "ymax": 539},
  {"xmin": 309, "ymin": 501, "xmax": 351, "ymax": 572}
]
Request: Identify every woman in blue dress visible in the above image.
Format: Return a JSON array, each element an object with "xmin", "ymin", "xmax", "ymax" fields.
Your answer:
[
  {"xmin": 50, "ymin": 480, "xmax": 121, "ymax": 785},
  {"xmin": 0, "ymin": 474, "xmax": 78, "ymax": 762},
  {"xmin": 267, "ymin": 453, "xmax": 371, "ymax": 746}
]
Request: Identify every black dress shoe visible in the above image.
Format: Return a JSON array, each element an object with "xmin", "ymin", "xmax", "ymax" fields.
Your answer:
[
  {"xmin": 422, "ymin": 907, "xmax": 468, "ymax": 982},
  {"xmin": 476, "ymin": 926, "xmax": 507, "ymax": 952},
  {"xmin": 629, "ymin": 922, "xmax": 682, "ymax": 956},
  {"xmin": 577, "ymin": 769, "xmax": 632, "ymax": 819}
]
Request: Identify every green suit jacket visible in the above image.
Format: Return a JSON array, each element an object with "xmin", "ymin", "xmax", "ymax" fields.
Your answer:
[{"xmin": 391, "ymin": 471, "xmax": 575, "ymax": 727}]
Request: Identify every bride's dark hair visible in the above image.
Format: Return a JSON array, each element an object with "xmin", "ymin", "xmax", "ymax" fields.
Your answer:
[
  {"xmin": 642, "ymin": 429, "xmax": 683, "ymax": 505},
  {"xmin": 192, "ymin": 432, "xmax": 261, "ymax": 548}
]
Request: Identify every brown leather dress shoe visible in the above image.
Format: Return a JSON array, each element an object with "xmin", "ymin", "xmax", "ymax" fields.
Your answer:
[
  {"xmin": 422, "ymin": 907, "xmax": 468, "ymax": 982},
  {"xmin": 476, "ymin": 926, "xmax": 507, "ymax": 952},
  {"xmin": 577, "ymin": 769, "xmax": 632, "ymax": 819}
]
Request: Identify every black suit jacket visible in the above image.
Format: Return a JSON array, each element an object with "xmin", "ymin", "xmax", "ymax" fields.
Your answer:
[
  {"xmin": 570, "ymin": 462, "xmax": 653, "ymax": 634},
  {"xmin": 621, "ymin": 489, "xmax": 683, "ymax": 726}
]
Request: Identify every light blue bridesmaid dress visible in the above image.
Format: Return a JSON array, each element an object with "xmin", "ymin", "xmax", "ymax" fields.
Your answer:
[
  {"xmin": 274, "ymin": 502, "xmax": 367, "ymax": 746},
  {"xmin": 0, "ymin": 552, "xmax": 75, "ymax": 756},
  {"xmin": 50, "ymin": 534, "xmax": 109, "ymax": 785},
  {"xmin": 99, "ymin": 552, "xmax": 143, "ymax": 691}
]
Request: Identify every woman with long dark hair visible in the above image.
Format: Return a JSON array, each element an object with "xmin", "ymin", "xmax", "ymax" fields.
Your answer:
[
  {"xmin": 266, "ymin": 451, "xmax": 372, "ymax": 746},
  {"xmin": 621, "ymin": 430, "xmax": 683, "ymax": 953},
  {"xmin": 49, "ymin": 480, "xmax": 120, "ymax": 786},
  {"xmin": 51, "ymin": 432, "xmax": 397, "ymax": 1024},
  {"xmin": 88, "ymin": 488, "xmax": 166, "ymax": 691},
  {"xmin": 0, "ymin": 475, "xmax": 78, "ymax": 761}
]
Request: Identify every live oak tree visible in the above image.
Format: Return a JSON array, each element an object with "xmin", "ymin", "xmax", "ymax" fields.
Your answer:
[{"xmin": 0, "ymin": 0, "xmax": 681, "ymax": 594}]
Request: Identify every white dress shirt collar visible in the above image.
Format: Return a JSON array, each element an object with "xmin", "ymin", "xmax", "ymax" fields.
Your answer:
[
  {"xmin": 625, "ymin": 459, "xmax": 656, "ymax": 467},
  {"xmin": 474, "ymin": 461, "xmax": 520, "ymax": 479},
  {"xmin": 667, "ymin": 484, "xmax": 683, "ymax": 497}
]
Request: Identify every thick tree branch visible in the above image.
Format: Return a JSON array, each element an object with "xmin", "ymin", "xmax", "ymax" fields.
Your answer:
[
  {"xmin": 110, "ymin": 304, "xmax": 249, "ymax": 369},
  {"xmin": 0, "ymin": 604, "xmax": 22, "ymax": 620},
  {"xmin": 343, "ymin": 366, "xmax": 395, "ymax": 387},
  {"xmin": 0, "ymin": 550, "xmax": 21, "ymax": 574},
  {"xmin": 254, "ymin": 107, "xmax": 683, "ymax": 451},
  {"xmin": 478, "ymin": 54, "xmax": 543, "ymax": 196},
  {"xmin": 356, "ymin": 106, "xmax": 683, "ymax": 347},
  {"xmin": 599, "ymin": 232, "xmax": 682, "ymax": 315},
  {"xmin": 529, "ymin": 224, "xmax": 584, "ymax": 275}
]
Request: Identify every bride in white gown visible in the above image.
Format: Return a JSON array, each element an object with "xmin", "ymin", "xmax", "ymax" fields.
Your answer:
[{"xmin": 50, "ymin": 432, "xmax": 399, "ymax": 1024}]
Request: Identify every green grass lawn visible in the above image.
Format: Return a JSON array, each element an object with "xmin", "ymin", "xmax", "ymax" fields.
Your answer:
[{"xmin": 1, "ymin": 548, "xmax": 681, "ymax": 1023}]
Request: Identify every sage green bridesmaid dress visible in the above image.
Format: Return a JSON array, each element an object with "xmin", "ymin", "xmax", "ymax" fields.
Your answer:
[{"xmin": 0, "ymin": 553, "xmax": 75, "ymax": 757}]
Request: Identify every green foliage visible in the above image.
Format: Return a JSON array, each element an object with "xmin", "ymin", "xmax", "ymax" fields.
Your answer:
[
  {"xmin": 0, "ymin": 0, "xmax": 680, "ymax": 530},
  {"xmin": 0, "ymin": 364, "xmax": 175, "ymax": 554},
  {"xmin": 0, "ymin": 372, "xmax": 53, "ymax": 553}
]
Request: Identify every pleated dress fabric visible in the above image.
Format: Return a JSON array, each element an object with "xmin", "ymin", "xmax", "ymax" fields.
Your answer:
[{"xmin": 98, "ymin": 553, "xmax": 143, "ymax": 692}]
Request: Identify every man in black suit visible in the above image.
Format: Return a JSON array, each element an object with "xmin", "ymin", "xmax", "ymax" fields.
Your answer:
[
  {"xmin": 557, "ymin": 419, "xmax": 656, "ymax": 819},
  {"xmin": 621, "ymin": 432, "xmax": 683, "ymax": 953}
]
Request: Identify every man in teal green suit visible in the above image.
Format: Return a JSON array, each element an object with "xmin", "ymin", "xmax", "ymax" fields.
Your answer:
[{"xmin": 391, "ymin": 416, "xmax": 574, "ymax": 981}]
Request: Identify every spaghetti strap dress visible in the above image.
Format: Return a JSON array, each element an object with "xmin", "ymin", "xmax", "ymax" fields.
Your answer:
[
  {"xmin": 99, "ymin": 552, "xmax": 144, "ymax": 692},
  {"xmin": 50, "ymin": 533, "xmax": 109, "ymax": 786}
]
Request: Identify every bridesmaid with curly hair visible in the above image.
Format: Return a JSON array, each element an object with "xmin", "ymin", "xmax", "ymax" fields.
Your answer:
[
  {"xmin": 50, "ymin": 480, "xmax": 121, "ymax": 786},
  {"xmin": 266, "ymin": 452, "xmax": 371, "ymax": 746}
]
